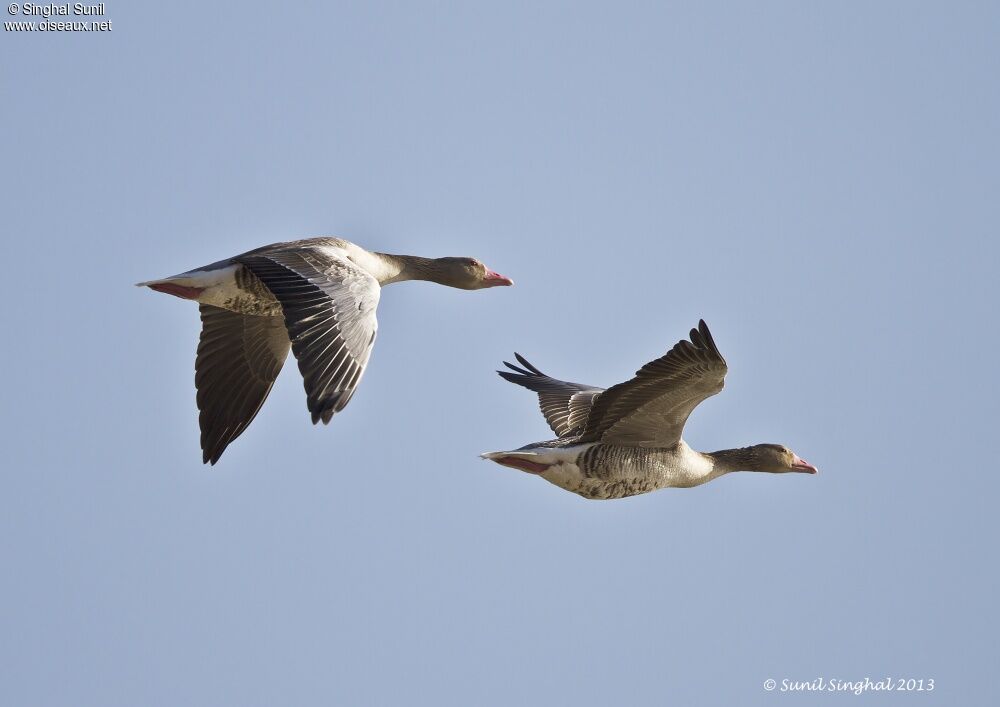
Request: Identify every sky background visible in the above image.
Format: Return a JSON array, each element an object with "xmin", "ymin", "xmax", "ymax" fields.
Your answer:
[{"xmin": 2, "ymin": 2, "xmax": 998, "ymax": 705}]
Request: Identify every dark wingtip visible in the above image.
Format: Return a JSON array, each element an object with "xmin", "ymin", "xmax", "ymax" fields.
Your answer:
[
  {"xmin": 502, "ymin": 360, "xmax": 530, "ymax": 375},
  {"xmin": 202, "ymin": 437, "xmax": 223, "ymax": 465},
  {"xmin": 697, "ymin": 319, "xmax": 720, "ymax": 355},
  {"xmin": 513, "ymin": 353, "xmax": 544, "ymax": 375},
  {"xmin": 320, "ymin": 404, "xmax": 338, "ymax": 424},
  {"xmin": 310, "ymin": 408, "xmax": 335, "ymax": 424},
  {"xmin": 687, "ymin": 319, "xmax": 714, "ymax": 350}
]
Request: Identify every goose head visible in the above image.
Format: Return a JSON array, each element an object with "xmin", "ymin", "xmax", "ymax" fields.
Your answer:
[
  {"xmin": 432, "ymin": 257, "xmax": 514, "ymax": 289},
  {"xmin": 748, "ymin": 444, "xmax": 818, "ymax": 474}
]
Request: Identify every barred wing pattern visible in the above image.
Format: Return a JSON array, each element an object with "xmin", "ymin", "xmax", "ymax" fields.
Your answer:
[
  {"xmin": 195, "ymin": 305, "xmax": 290, "ymax": 464},
  {"xmin": 578, "ymin": 320, "xmax": 728, "ymax": 447},
  {"xmin": 498, "ymin": 353, "xmax": 604, "ymax": 437},
  {"xmin": 239, "ymin": 249, "xmax": 380, "ymax": 425}
]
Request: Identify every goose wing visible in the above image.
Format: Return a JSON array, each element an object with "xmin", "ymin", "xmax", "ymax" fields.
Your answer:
[
  {"xmin": 498, "ymin": 353, "xmax": 604, "ymax": 437},
  {"xmin": 238, "ymin": 248, "xmax": 380, "ymax": 425},
  {"xmin": 195, "ymin": 305, "xmax": 290, "ymax": 464},
  {"xmin": 577, "ymin": 320, "xmax": 728, "ymax": 447}
]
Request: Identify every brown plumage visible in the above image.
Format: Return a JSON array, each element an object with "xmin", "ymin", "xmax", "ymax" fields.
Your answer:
[
  {"xmin": 139, "ymin": 236, "xmax": 512, "ymax": 464},
  {"xmin": 485, "ymin": 320, "xmax": 817, "ymax": 500}
]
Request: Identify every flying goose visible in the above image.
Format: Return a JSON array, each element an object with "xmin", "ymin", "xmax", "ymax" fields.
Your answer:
[
  {"xmin": 139, "ymin": 236, "xmax": 512, "ymax": 464},
  {"xmin": 483, "ymin": 320, "xmax": 817, "ymax": 499}
]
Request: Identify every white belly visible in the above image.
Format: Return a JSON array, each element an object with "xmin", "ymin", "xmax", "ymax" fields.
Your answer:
[{"xmin": 484, "ymin": 440, "xmax": 723, "ymax": 500}]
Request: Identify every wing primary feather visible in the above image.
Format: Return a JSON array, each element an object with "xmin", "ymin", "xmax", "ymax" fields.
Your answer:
[
  {"xmin": 194, "ymin": 304, "xmax": 290, "ymax": 464},
  {"xmin": 577, "ymin": 319, "xmax": 728, "ymax": 447},
  {"xmin": 495, "ymin": 353, "xmax": 605, "ymax": 437},
  {"xmin": 503, "ymin": 361, "xmax": 532, "ymax": 375},
  {"xmin": 238, "ymin": 252, "xmax": 380, "ymax": 428},
  {"xmin": 513, "ymin": 353, "xmax": 545, "ymax": 376}
]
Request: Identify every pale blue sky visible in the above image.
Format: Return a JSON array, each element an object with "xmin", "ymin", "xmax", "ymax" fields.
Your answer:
[{"xmin": 2, "ymin": 2, "xmax": 998, "ymax": 705}]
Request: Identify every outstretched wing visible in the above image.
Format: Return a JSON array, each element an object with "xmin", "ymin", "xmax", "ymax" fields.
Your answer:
[
  {"xmin": 238, "ymin": 249, "xmax": 380, "ymax": 425},
  {"xmin": 498, "ymin": 353, "xmax": 604, "ymax": 437},
  {"xmin": 577, "ymin": 320, "xmax": 728, "ymax": 447},
  {"xmin": 195, "ymin": 305, "xmax": 290, "ymax": 465}
]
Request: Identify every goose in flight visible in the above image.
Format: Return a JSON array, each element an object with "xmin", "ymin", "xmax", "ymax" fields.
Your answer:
[
  {"xmin": 139, "ymin": 236, "xmax": 512, "ymax": 464},
  {"xmin": 483, "ymin": 320, "xmax": 816, "ymax": 500}
]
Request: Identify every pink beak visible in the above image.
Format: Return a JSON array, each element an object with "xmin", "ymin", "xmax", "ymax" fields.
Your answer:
[
  {"xmin": 791, "ymin": 454, "xmax": 818, "ymax": 474},
  {"xmin": 483, "ymin": 267, "xmax": 514, "ymax": 287}
]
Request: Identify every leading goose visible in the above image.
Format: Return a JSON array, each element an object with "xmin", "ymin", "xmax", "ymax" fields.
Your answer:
[
  {"xmin": 483, "ymin": 320, "xmax": 817, "ymax": 500},
  {"xmin": 139, "ymin": 236, "xmax": 512, "ymax": 464}
]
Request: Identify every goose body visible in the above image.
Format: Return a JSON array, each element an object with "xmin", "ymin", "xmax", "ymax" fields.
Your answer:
[
  {"xmin": 483, "ymin": 321, "xmax": 817, "ymax": 500},
  {"xmin": 139, "ymin": 236, "xmax": 512, "ymax": 464},
  {"xmin": 485, "ymin": 441, "xmax": 723, "ymax": 500}
]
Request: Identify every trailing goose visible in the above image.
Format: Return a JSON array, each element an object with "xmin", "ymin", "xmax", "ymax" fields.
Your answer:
[
  {"xmin": 483, "ymin": 320, "xmax": 816, "ymax": 500},
  {"xmin": 139, "ymin": 236, "xmax": 512, "ymax": 464}
]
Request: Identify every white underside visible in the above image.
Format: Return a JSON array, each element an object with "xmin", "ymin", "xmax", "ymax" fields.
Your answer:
[
  {"xmin": 482, "ymin": 444, "xmax": 595, "ymax": 496},
  {"xmin": 482, "ymin": 440, "xmax": 724, "ymax": 499},
  {"xmin": 138, "ymin": 264, "xmax": 245, "ymax": 306}
]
